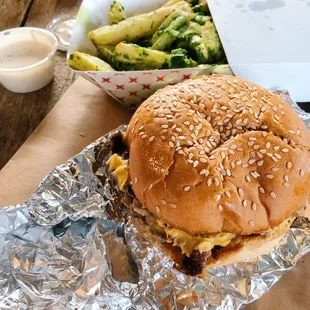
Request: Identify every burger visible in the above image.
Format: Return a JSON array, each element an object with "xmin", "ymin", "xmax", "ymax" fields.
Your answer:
[{"xmin": 107, "ymin": 74, "xmax": 310, "ymax": 277}]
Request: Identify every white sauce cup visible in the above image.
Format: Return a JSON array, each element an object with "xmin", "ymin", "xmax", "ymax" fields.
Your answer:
[{"xmin": 0, "ymin": 27, "xmax": 58, "ymax": 93}]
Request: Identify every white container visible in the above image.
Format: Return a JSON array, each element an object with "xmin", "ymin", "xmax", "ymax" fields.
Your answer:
[
  {"xmin": 0, "ymin": 27, "xmax": 58, "ymax": 93},
  {"xmin": 68, "ymin": 0, "xmax": 233, "ymax": 109}
]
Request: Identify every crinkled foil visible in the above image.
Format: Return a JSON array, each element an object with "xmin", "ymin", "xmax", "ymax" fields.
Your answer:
[{"xmin": 1, "ymin": 91, "xmax": 310, "ymax": 309}]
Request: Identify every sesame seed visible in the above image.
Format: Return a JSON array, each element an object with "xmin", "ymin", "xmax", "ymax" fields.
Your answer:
[
  {"xmin": 184, "ymin": 186, "xmax": 191, "ymax": 192},
  {"xmin": 259, "ymin": 187, "xmax": 265, "ymax": 194},
  {"xmin": 236, "ymin": 160, "xmax": 242, "ymax": 166},
  {"xmin": 149, "ymin": 136, "xmax": 155, "ymax": 142},
  {"xmin": 265, "ymin": 174, "xmax": 273, "ymax": 179},
  {"xmin": 187, "ymin": 141, "xmax": 193, "ymax": 146},
  {"xmin": 250, "ymin": 171, "xmax": 259, "ymax": 178},
  {"xmin": 161, "ymin": 136, "xmax": 166, "ymax": 140},
  {"xmin": 248, "ymin": 141, "xmax": 255, "ymax": 146},
  {"xmin": 218, "ymin": 205, "xmax": 223, "ymax": 211},
  {"xmin": 274, "ymin": 146, "xmax": 280, "ymax": 151},
  {"xmin": 288, "ymin": 130, "xmax": 295, "ymax": 134},
  {"xmin": 237, "ymin": 147, "xmax": 243, "ymax": 152},
  {"xmin": 178, "ymin": 150, "xmax": 184, "ymax": 155},
  {"xmin": 238, "ymin": 188, "xmax": 244, "ymax": 196},
  {"xmin": 170, "ymin": 203, "xmax": 177, "ymax": 209},
  {"xmin": 284, "ymin": 175, "xmax": 289, "ymax": 182},
  {"xmin": 252, "ymin": 203, "xmax": 257, "ymax": 211},
  {"xmin": 271, "ymin": 167, "xmax": 279, "ymax": 172},
  {"xmin": 193, "ymin": 161, "xmax": 199, "ymax": 167},
  {"xmin": 249, "ymin": 159, "xmax": 256, "ymax": 165},
  {"xmin": 161, "ymin": 124, "xmax": 168, "ymax": 129},
  {"xmin": 225, "ymin": 191, "xmax": 231, "ymax": 198},
  {"xmin": 245, "ymin": 175, "xmax": 251, "ymax": 182},
  {"xmin": 271, "ymin": 157, "xmax": 278, "ymax": 162},
  {"xmin": 242, "ymin": 200, "xmax": 247, "ymax": 207},
  {"xmin": 274, "ymin": 154, "xmax": 281, "ymax": 159},
  {"xmin": 200, "ymin": 158, "xmax": 208, "ymax": 163},
  {"xmin": 221, "ymin": 152, "xmax": 225, "ymax": 159},
  {"xmin": 139, "ymin": 125, "xmax": 144, "ymax": 130},
  {"xmin": 257, "ymin": 160, "xmax": 264, "ymax": 166},
  {"xmin": 249, "ymin": 220, "xmax": 254, "ymax": 226},
  {"xmin": 139, "ymin": 131, "xmax": 145, "ymax": 136},
  {"xmin": 265, "ymin": 142, "xmax": 270, "ymax": 148},
  {"xmin": 207, "ymin": 178, "xmax": 212, "ymax": 186},
  {"xmin": 300, "ymin": 169, "xmax": 305, "ymax": 176},
  {"xmin": 242, "ymin": 163, "xmax": 248, "ymax": 168},
  {"xmin": 282, "ymin": 148, "xmax": 289, "ymax": 153},
  {"xmin": 169, "ymin": 142, "xmax": 174, "ymax": 148},
  {"xmin": 216, "ymin": 194, "xmax": 221, "ymax": 201},
  {"xmin": 261, "ymin": 125, "xmax": 268, "ymax": 129},
  {"xmin": 214, "ymin": 178, "xmax": 220, "ymax": 186},
  {"xmin": 290, "ymin": 140, "xmax": 296, "ymax": 147},
  {"xmin": 187, "ymin": 159, "xmax": 193, "ymax": 164},
  {"xmin": 231, "ymin": 144, "xmax": 237, "ymax": 149},
  {"xmin": 270, "ymin": 191, "xmax": 277, "ymax": 199},
  {"xmin": 156, "ymin": 206, "xmax": 160, "ymax": 213},
  {"xmin": 253, "ymin": 145, "xmax": 260, "ymax": 150},
  {"xmin": 161, "ymin": 199, "xmax": 167, "ymax": 205},
  {"xmin": 134, "ymin": 177, "xmax": 138, "ymax": 184},
  {"xmin": 283, "ymin": 182, "xmax": 289, "ymax": 187}
]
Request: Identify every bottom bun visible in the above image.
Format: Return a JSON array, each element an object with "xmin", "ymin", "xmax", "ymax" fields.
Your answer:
[{"xmin": 130, "ymin": 214, "xmax": 292, "ymax": 277}]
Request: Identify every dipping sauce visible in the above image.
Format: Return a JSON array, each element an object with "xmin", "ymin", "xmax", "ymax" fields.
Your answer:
[
  {"xmin": 0, "ymin": 40, "xmax": 52, "ymax": 70},
  {"xmin": 0, "ymin": 27, "xmax": 57, "ymax": 93}
]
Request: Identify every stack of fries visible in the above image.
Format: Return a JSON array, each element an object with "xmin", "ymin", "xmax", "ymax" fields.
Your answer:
[{"xmin": 68, "ymin": 0, "xmax": 226, "ymax": 72}]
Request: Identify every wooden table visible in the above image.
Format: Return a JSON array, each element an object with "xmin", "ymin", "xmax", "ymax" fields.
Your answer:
[
  {"xmin": 0, "ymin": 0, "xmax": 82, "ymax": 169},
  {"xmin": 0, "ymin": 0, "xmax": 309, "ymax": 171}
]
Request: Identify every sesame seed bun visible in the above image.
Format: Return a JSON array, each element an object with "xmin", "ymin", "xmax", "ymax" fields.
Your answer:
[{"xmin": 126, "ymin": 74, "xmax": 310, "ymax": 236}]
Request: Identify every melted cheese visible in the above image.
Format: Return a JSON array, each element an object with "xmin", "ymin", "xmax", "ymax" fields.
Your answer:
[
  {"xmin": 159, "ymin": 222, "xmax": 236, "ymax": 256},
  {"xmin": 107, "ymin": 154, "xmax": 129, "ymax": 190}
]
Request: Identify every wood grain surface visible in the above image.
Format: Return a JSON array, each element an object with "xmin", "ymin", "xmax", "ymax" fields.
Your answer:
[
  {"xmin": 0, "ymin": 0, "xmax": 82, "ymax": 169},
  {"xmin": 0, "ymin": 0, "xmax": 31, "ymax": 31}
]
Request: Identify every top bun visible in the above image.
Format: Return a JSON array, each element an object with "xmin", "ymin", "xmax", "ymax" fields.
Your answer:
[{"xmin": 126, "ymin": 75, "xmax": 310, "ymax": 236}]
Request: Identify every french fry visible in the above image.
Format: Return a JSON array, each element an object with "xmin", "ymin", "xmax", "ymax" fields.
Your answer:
[
  {"xmin": 201, "ymin": 20, "xmax": 222, "ymax": 63},
  {"xmin": 108, "ymin": 1, "xmax": 126, "ymax": 25},
  {"xmin": 68, "ymin": 51, "xmax": 115, "ymax": 71},
  {"xmin": 152, "ymin": 13, "xmax": 195, "ymax": 51},
  {"xmin": 88, "ymin": 2, "xmax": 192, "ymax": 47},
  {"xmin": 114, "ymin": 42, "xmax": 169, "ymax": 69},
  {"xmin": 162, "ymin": 0, "xmax": 184, "ymax": 7}
]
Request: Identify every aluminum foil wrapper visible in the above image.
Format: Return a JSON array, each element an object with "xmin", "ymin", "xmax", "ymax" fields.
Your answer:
[{"xmin": 1, "ymin": 91, "xmax": 310, "ymax": 309}]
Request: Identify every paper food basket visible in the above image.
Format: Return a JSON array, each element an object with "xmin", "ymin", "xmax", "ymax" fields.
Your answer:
[{"xmin": 68, "ymin": 0, "xmax": 233, "ymax": 109}]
